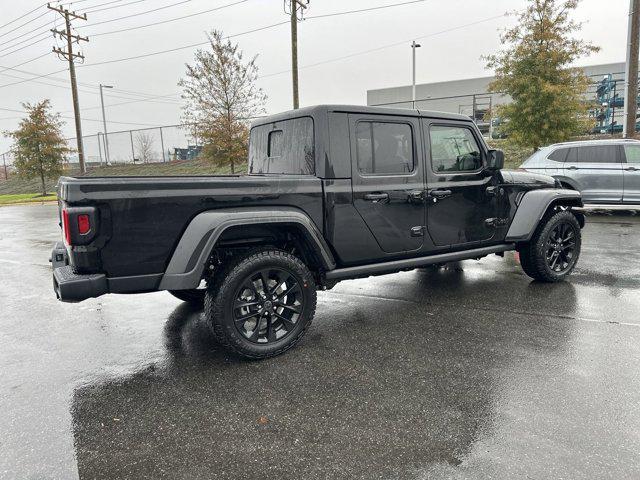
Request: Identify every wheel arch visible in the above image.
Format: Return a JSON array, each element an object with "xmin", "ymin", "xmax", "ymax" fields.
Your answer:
[
  {"xmin": 158, "ymin": 208, "xmax": 336, "ymax": 291},
  {"xmin": 506, "ymin": 188, "xmax": 583, "ymax": 243}
]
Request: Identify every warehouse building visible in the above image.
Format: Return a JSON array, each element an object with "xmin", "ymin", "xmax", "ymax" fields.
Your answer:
[{"xmin": 366, "ymin": 62, "xmax": 626, "ymax": 136}]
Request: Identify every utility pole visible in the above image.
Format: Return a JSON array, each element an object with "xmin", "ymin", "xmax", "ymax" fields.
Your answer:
[
  {"xmin": 48, "ymin": 3, "xmax": 88, "ymax": 172},
  {"xmin": 624, "ymin": 0, "xmax": 640, "ymax": 138},
  {"xmin": 99, "ymin": 84, "xmax": 113, "ymax": 165},
  {"xmin": 411, "ymin": 41, "xmax": 421, "ymax": 109},
  {"xmin": 287, "ymin": 0, "xmax": 309, "ymax": 109},
  {"xmin": 2, "ymin": 154, "xmax": 7, "ymax": 180}
]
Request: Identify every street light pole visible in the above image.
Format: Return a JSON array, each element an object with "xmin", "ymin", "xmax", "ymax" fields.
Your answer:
[
  {"xmin": 99, "ymin": 84, "xmax": 113, "ymax": 164},
  {"xmin": 411, "ymin": 41, "xmax": 421, "ymax": 109}
]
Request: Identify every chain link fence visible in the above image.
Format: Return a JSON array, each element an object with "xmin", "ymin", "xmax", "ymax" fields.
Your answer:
[
  {"xmin": 1, "ymin": 124, "xmax": 203, "ymax": 179},
  {"xmin": 71, "ymin": 124, "xmax": 201, "ymax": 167}
]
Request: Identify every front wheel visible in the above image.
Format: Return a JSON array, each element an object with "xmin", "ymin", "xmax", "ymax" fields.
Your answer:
[
  {"xmin": 518, "ymin": 210, "xmax": 582, "ymax": 282},
  {"xmin": 205, "ymin": 249, "xmax": 317, "ymax": 359}
]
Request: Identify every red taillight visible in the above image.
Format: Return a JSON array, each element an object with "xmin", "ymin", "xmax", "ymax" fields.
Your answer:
[
  {"xmin": 62, "ymin": 208, "xmax": 71, "ymax": 245},
  {"xmin": 77, "ymin": 214, "xmax": 90, "ymax": 235}
]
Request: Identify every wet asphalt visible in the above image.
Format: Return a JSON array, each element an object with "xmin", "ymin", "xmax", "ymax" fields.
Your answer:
[{"xmin": 1, "ymin": 204, "xmax": 640, "ymax": 480}]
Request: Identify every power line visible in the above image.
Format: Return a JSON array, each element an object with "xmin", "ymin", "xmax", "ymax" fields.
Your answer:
[
  {"xmin": 0, "ymin": 53, "xmax": 51, "ymax": 74},
  {"xmin": 76, "ymin": 0, "xmax": 193, "ymax": 29},
  {"xmin": 89, "ymin": 0, "xmax": 249, "ymax": 37},
  {"xmin": 0, "ymin": 68, "xmax": 68, "ymax": 88},
  {"xmin": 0, "ymin": 4, "xmax": 45, "ymax": 31},
  {"xmin": 258, "ymin": 13, "xmax": 508, "ymax": 80},
  {"xmin": 0, "ymin": 9, "xmax": 50, "ymax": 39},
  {"xmin": 0, "ymin": 105, "xmax": 162, "ymax": 126},
  {"xmin": 84, "ymin": 0, "xmax": 151, "ymax": 14},
  {"xmin": 78, "ymin": 20, "xmax": 289, "ymax": 67},
  {"xmin": 306, "ymin": 0, "xmax": 429, "ymax": 19},
  {"xmin": 0, "ymin": 30, "xmax": 51, "ymax": 56}
]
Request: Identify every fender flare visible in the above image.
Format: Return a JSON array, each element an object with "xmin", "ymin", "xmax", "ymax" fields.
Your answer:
[
  {"xmin": 505, "ymin": 188, "xmax": 583, "ymax": 242},
  {"xmin": 158, "ymin": 207, "xmax": 336, "ymax": 290},
  {"xmin": 553, "ymin": 175, "xmax": 580, "ymax": 191}
]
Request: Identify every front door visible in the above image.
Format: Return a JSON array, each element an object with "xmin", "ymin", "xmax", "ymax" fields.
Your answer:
[
  {"xmin": 350, "ymin": 114, "xmax": 425, "ymax": 254},
  {"xmin": 622, "ymin": 143, "xmax": 640, "ymax": 203},
  {"xmin": 423, "ymin": 121, "xmax": 499, "ymax": 247},
  {"xmin": 563, "ymin": 144, "xmax": 623, "ymax": 203}
]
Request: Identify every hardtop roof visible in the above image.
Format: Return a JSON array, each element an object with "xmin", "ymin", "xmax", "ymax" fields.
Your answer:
[{"xmin": 250, "ymin": 104, "xmax": 471, "ymax": 128}]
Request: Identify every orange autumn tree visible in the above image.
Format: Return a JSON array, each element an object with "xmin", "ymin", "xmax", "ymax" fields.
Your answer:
[{"xmin": 180, "ymin": 30, "xmax": 266, "ymax": 173}]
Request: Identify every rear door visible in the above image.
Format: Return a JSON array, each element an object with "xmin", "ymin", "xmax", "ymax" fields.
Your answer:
[
  {"xmin": 622, "ymin": 143, "xmax": 640, "ymax": 203},
  {"xmin": 423, "ymin": 120, "xmax": 500, "ymax": 247},
  {"xmin": 349, "ymin": 114, "xmax": 426, "ymax": 254},
  {"xmin": 563, "ymin": 145, "xmax": 623, "ymax": 203}
]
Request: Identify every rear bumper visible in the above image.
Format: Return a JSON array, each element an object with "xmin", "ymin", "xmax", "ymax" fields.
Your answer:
[
  {"xmin": 51, "ymin": 242, "xmax": 162, "ymax": 302},
  {"xmin": 51, "ymin": 241, "xmax": 107, "ymax": 302},
  {"xmin": 53, "ymin": 265, "xmax": 108, "ymax": 303}
]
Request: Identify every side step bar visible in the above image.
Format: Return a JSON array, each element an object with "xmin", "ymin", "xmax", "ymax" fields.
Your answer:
[{"xmin": 325, "ymin": 244, "xmax": 516, "ymax": 281}]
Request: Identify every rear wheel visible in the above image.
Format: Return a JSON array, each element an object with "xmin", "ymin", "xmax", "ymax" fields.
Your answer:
[
  {"xmin": 518, "ymin": 210, "xmax": 581, "ymax": 282},
  {"xmin": 205, "ymin": 249, "xmax": 316, "ymax": 359}
]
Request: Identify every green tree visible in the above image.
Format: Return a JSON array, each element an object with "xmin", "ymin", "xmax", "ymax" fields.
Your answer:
[
  {"xmin": 485, "ymin": 0, "xmax": 599, "ymax": 149},
  {"xmin": 179, "ymin": 30, "xmax": 266, "ymax": 173},
  {"xmin": 6, "ymin": 100, "xmax": 69, "ymax": 195}
]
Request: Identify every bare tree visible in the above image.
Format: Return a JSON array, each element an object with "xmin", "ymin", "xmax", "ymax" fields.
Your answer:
[
  {"xmin": 135, "ymin": 131, "xmax": 155, "ymax": 163},
  {"xmin": 179, "ymin": 30, "xmax": 266, "ymax": 173}
]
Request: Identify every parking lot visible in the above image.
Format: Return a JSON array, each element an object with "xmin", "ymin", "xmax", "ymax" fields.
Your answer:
[{"xmin": 1, "ymin": 203, "xmax": 640, "ymax": 479}]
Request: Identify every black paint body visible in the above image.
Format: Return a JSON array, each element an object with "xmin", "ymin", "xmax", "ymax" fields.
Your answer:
[{"xmin": 56, "ymin": 105, "xmax": 559, "ymax": 289}]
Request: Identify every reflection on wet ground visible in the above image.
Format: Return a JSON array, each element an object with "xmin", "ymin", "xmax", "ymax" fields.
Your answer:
[{"xmin": 1, "ymin": 205, "xmax": 640, "ymax": 479}]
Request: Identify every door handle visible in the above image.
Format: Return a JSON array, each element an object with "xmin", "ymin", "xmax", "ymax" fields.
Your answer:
[
  {"xmin": 624, "ymin": 166, "xmax": 639, "ymax": 171},
  {"xmin": 430, "ymin": 189, "xmax": 452, "ymax": 199},
  {"xmin": 363, "ymin": 192, "xmax": 389, "ymax": 202},
  {"xmin": 566, "ymin": 166, "xmax": 578, "ymax": 170},
  {"xmin": 409, "ymin": 189, "xmax": 425, "ymax": 200}
]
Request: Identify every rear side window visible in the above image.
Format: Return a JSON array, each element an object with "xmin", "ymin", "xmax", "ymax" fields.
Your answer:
[
  {"xmin": 624, "ymin": 144, "xmax": 640, "ymax": 164},
  {"xmin": 569, "ymin": 145, "xmax": 619, "ymax": 164},
  {"xmin": 548, "ymin": 148, "xmax": 569, "ymax": 162},
  {"xmin": 429, "ymin": 125, "xmax": 482, "ymax": 172},
  {"xmin": 249, "ymin": 117, "xmax": 314, "ymax": 174},
  {"xmin": 355, "ymin": 121, "xmax": 414, "ymax": 175}
]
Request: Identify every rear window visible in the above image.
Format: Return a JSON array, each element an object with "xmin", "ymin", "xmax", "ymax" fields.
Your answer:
[
  {"xmin": 249, "ymin": 117, "xmax": 314, "ymax": 174},
  {"xmin": 548, "ymin": 148, "xmax": 569, "ymax": 162},
  {"xmin": 568, "ymin": 145, "xmax": 619, "ymax": 164}
]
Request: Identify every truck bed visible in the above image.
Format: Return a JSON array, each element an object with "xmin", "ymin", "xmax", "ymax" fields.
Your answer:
[{"xmin": 57, "ymin": 175, "xmax": 324, "ymax": 277}]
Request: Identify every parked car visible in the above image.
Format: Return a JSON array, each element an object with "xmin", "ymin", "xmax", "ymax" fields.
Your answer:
[
  {"xmin": 519, "ymin": 138, "xmax": 640, "ymax": 204},
  {"xmin": 51, "ymin": 105, "xmax": 583, "ymax": 359}
]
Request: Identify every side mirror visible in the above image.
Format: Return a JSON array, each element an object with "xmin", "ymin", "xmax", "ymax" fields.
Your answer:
[{"xmin": 487, "ymin": 149, "xmax": 504, "ymax": 170}]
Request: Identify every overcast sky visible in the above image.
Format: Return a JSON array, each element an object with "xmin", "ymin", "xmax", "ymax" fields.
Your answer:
[{"xmin": 0, "ymin": 0, "xmax": 629, "ymax": 153}]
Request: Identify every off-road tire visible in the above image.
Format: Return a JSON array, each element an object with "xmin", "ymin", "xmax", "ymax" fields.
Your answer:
[
  {"xmin": 518, "ymin": 210, "xmax": 581, "ymax": 282},
  {"xmin": 204, "ymin": 249, "xmax": 317, "ymax": 359},
  {"xmin": 169, "ymin": 289, "xmax": 205, "ymax": 305}
]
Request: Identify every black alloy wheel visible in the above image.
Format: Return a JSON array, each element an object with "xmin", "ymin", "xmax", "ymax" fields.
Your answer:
[
  {"xmin": 545, "ymin": 221, "xmax": 577, "ymax": 273},
  {"xmin": 232, "ymin": 268, "xmax": 304, "ymax": 344},
  {"xmin": 517, "ymin": 210, "xmax": 582, "ymax": 283},
  {"xmin": 204, "ymin": 249, "xmax": 316, "ymax": 359}
]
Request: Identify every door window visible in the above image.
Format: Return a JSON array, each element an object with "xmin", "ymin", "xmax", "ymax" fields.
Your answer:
[
  {"xmin": 355, "ymin": 121, "xmax": 414, "ymax": 175},
  {"xmin": 571, "ymin": 145, "xmax": 619, "ymax": 163},
  {"xmin": 548, "ymin": 148, "xmax": 569, "ymax": 162},
  {"xmin": 624, "ymin": 144, "xmax": 640, "ymax": 164},
  {"xmin": 430, "ymin": 125, "xmax": 482, "ymax": 173}
]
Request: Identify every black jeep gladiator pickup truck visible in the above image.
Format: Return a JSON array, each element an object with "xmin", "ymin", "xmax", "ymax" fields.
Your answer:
[{"xmin": 52, "ymin": 105, "xmax": 584, "ymax": 359}]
